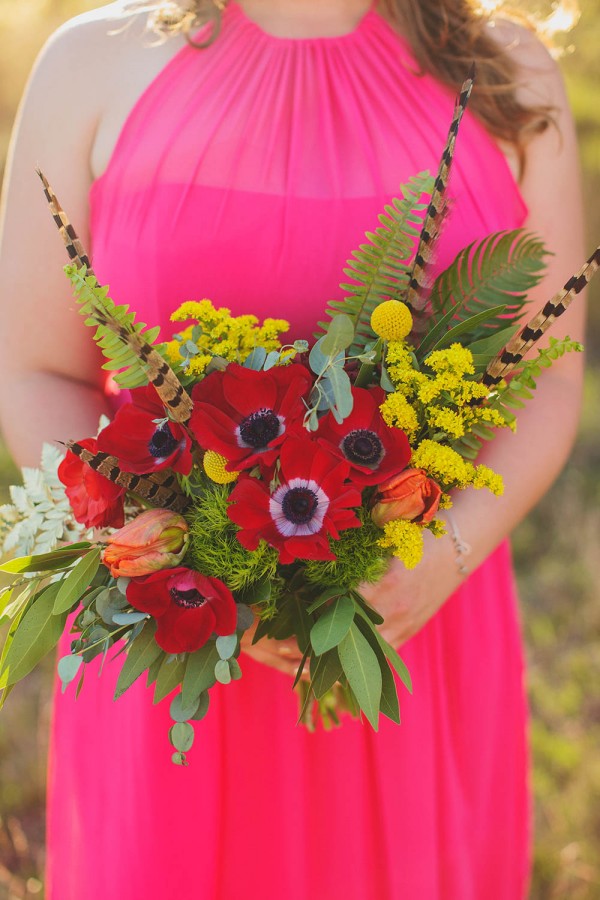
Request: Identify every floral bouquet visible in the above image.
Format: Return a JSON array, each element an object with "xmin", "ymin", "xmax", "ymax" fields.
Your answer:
[{"xmin": 1, "ymin": 76, "xmax": 596, "ymax": 764}]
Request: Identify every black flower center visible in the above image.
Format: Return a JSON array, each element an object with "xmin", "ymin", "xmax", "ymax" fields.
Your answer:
[
  {"xmin": 239, "ymin": 408, "xmax": 281, "ymax": 449},
  {"xmin": 170, "ymin": 587, "xmax": 206, "ymax": 609},
  {"xmin": 281, "ymin": 487, "xmax": 319, "ymax": 525},
  {"xmin": 341, "ymin": 429, "xmax": 384, "ymax": 467},
  {"xmin": 148, "ymin": 422, "xmax": 179, "ymax": 459}
]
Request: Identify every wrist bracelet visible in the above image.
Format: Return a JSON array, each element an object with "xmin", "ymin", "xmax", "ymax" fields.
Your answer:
[{"xmin": 445, "ymin": 510, "xmax": 472, "ymax": 577}]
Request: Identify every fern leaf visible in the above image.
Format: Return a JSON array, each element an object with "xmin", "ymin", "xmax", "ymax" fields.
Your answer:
[
  {"xmin": 66, "ymin": 268, "xmax": 193, "ymax": 424},
  {"xmin": 67, "ymin": 268, "xmax": 168, "ymax": 388},
  {"xmin": 429, "ymin": 230, "xmax": 549, "ymax": 341},
  {"xmin": 318, "ymin": 171, "xmax": 435, "ymax": 354}
]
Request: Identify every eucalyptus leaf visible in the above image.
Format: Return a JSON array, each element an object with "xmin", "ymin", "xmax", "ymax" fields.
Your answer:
[
  {"xmin": 264, "ymin": 350, "xmax": 281, "ymax": 370},
  {"xmin": 216, "ymin": 633, "xmax": 238, "ymax": 660},
  {"xmin": 182, "ymin": 643, "xmax": 219, "ymax": 707},
  {"xmin": 170, "ymin": 691, "xmax": 200, "ymax": 723},
  {"xmin": 57, "ymin": 654, "xmax": 84, "ymax": 694},
  {"xmin": 308, "ymin": 337, "xmax": 329, "ymax": 376},
  {"xmin": 310, "ymin": 596, "xmax": 355, "ymax": 655},
  {"xmin": 244, "ymin": 347, "xmax": 267, "ymax": 370},
  {"xmin": 190, "ymin": 691, "xmax": 210, "ymax": 721},
  {"xmin": 112, "ymin": 612, "xmax": 148, "ymax": 626},
  {"xmin": 215, "ymin": 659, "xmax": 232, "ymax": 685},
  {"xmin": 236, "ymin": 603, "xmax": 255, "ymax": 632},
  {"xmin": 169, "ymin": 722, "xmax": 195, "ymax": 752},
  {"xmin": 320, "ymin": 313, "xmax": 355, "ymax": 356},
  {"xmin": 229, "ymin": 658, "xmax": 243, "ymax": 681},
  {"xmin": 338, "ymin": 623, "xmax": 382, "ymax": 730},
  {"xmin": 325, "ymin": 364, "xmax": 354, "ymax": 420}
]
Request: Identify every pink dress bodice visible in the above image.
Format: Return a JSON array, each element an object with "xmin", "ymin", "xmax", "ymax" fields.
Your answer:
[{"xmin": 48, "ymin": 5, "xmax": 530, "ymax": 898}]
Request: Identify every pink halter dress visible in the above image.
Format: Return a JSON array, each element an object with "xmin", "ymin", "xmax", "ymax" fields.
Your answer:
[{"xmin": 47, "ymin": 4, "xmax": 530, "ymax": 897}]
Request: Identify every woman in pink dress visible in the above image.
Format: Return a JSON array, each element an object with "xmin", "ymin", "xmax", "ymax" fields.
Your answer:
[{"xmin": 0, "ymin": 1, "xmax": 585, "ymax": 897}]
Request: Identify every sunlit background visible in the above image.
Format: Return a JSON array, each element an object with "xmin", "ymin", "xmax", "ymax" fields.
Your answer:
[{"xmin": 0, "ymin": 1, "xmax": 599, "ymax": 898}]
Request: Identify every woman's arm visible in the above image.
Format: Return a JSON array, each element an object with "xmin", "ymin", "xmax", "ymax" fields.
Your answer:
[
  {"xmin": 0, "ymin": 15, "xmax": 114, "ymax": 466},
  {"xmin": 361, "ymin": 28, "xmax": 587, "ymax": 644}
]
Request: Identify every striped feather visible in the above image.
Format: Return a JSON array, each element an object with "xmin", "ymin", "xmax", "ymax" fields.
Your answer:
[
  {"xmin": 406, "ymin": 68, "xmax": 475, "ymax": 325},
  {"xmin": 67, "ymin": 442, "xmax": 191, "ymax": 514},
  {"xmin": 38, "ymin": 170, "xmax": 194, "ymax": 424},
  {"xmin": 482, "ymin": 246, "xmax": 600, "ymax": 387}
]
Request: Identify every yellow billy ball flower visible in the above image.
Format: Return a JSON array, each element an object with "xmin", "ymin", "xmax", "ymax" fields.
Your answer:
[
  {"xmin": 370, "ymin": 300, "xmax": 413, "ymax": 341},
  {"xmin": 203, "ymin": 451, "xmax": 239, "ymax": 485}
]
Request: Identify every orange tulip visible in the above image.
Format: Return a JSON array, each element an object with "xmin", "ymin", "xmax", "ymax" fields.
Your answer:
[
  {"xmin": 103, "ymin": 509, "xmax": 189, "ymax": 578},
  {"xmin": 371, "ymin": 468, "xmax": 442, "ymax": 527}
]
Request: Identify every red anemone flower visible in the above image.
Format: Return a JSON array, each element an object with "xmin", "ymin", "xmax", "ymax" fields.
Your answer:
[
  {"xmin": 317, "ymin": 386, "xmax": 411, "ymax": 486},
  {"xmin": 126, "ymin": 567, "xmax": 238, "ymax": 655},
  {"xmin": 58, "ymin": 438, "xmax": 125, "ymax": 529},
  {"xmin": 97, "ymin": 385, "xmax": 192, "ymax": 475},
  {"xmin": 227, "ymin": 437, "xmax": 361, "ymax": 564},
  {"xmin": 189, "ymin": 363, "xmax": 312, "ymax": 472}
]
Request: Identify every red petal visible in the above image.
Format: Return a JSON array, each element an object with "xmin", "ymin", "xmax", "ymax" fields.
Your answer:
[
  {"xmin": 126, "ymin": 572, "xmax": 171, "ymax": 617},
  {"xmin": 158, "ymin": 605, "xmax": 216, "ymax": 654}
]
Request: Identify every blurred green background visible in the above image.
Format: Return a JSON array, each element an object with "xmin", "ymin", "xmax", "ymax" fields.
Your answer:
[{"xmin": 0, "ymin": 1, "xmax": 599, "ymax": 898}]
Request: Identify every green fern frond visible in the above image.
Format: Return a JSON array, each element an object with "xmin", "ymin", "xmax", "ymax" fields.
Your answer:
[
  {"xmin": 318, "ymin": 172, "xmax": 435, "ymax": 355},
  {"xmin": 452, "ymin": 337, "xmax": 583, "ymax": 459},
  {"xmin": 66, "ymin": 266, "xmax": 168, "ymax": 388},
  {"xmin": 429, "ymin": 229, "xmax": 549, "ymax": 342}
]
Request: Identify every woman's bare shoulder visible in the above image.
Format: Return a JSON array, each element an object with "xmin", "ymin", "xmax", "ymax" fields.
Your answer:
[{"xmin": 22, "ymin": 5, "xmax": 186, "ymax": 178}]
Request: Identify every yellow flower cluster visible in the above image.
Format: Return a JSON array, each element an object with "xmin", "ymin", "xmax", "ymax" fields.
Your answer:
[
  {"xmin": 379, "ymin": 391, "xmax": 419, "ymax": 440},
  {"xmin": 382, "ymin": 340, "xmax": 512, "ymax": 445},
  {"xmin": 411, "ymin": 440, "xmax": 475, "ymax": 487},
  {"xmin": 377, "ymin": 519, "xmax": 424, "ymax": 569},
  {"xmin": 471, "ymin": 464, "xmax": 504, "ymax": 496},
  {"xmin": 426, "ymin": 407, "xmax": 465, "ymax": 439},
  {"xmin": 165, "ymin": 300, "xmax": 290, "ymax": 376},
  {"xmin": 411, "ymin": 439, "xmax": 504, "ymax": 494}
]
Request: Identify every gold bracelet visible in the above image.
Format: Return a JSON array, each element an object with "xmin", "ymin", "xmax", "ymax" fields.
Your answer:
[{"xmin": 445, "ymin": 510, "xmax": 472, "ymax": 577}]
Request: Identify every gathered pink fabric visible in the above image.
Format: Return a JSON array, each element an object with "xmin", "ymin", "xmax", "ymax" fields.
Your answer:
[{"xmin": 47, "ymin": 4, "xmax": 531, "ymax": 897}]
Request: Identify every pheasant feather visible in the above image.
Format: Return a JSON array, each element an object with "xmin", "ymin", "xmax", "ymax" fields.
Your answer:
[
  {"xmin": 66, "ymin": 442, "xmax": 191, "ymax": 514},
  {"xmin": 482, "ymin": 246, "xmax": 600, "ymax": 387},
  {"xmin": 406, "ymin": 68, "xmax": 475, "ymax": 328},
  {"xmin": 37, "ymin": 170, "xmax": 194, "ymax": 424}
]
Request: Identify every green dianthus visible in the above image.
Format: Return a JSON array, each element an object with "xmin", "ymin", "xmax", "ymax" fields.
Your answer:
[
  {"xmin": 303, "ymin": 508, "xmax": 388, "ymax": 590},
  {"xmin": 186, "ymin": 484, "xmax": 279, "ymax": 603}
]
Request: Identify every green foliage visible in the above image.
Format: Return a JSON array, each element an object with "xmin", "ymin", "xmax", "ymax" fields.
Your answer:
[
  {"xmin": 0, "ymin": 580, "xmax": 68, "ymax": 688},
  {"xmin": 310, "ymin": 596, "xmax": 354, "ymax": 655},
  {"xmin": 452, "ymin": 337, "xmax": 584, "ymax": 460},
  {"xmin": 337, "ymin": 622, "xmax": 382, "ymax": 730},
  {"xmin": 303, "ymin": 507, "xmax": 388, "ymax": 590},
  {"xmin": 317, "ymin": 172, "xmax": 434, "ymax": 354},
  {"xmin": 186, "ymin": 483, "xmax": 279, "ymax": 598},
  {"xmin": 428, "ymin": 229, "xmax": 549, "ymax": 340},
  {"xmin": 65, "ymin": 266, "xmax": 167, "ymax": 388},
  {"xmin": 113, "ymin": 620, "xmax": 162, "ymax": 700}
]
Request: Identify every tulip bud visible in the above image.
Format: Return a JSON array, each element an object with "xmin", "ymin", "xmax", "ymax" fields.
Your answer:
[
  {"xmin": 103, "ymin": 509, "xmax": 189, "ymax": 578},
  {"xmin": 371, "ymin": 468, "xmax": 442, "ymax": 527}
]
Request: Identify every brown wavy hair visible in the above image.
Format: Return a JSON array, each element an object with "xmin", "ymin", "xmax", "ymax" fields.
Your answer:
[{"xmin": 125, "ymin": 1, "xmax": 577, "ymax": 163}]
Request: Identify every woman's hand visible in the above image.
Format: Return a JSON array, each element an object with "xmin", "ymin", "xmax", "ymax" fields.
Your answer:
[
  {"xmin": 240, "ymin": 619, "xmax": 307, "ymax": 678},
  {"xmin": 359, "ymin": 529, "xmax": 462, "ymax": 648}
]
